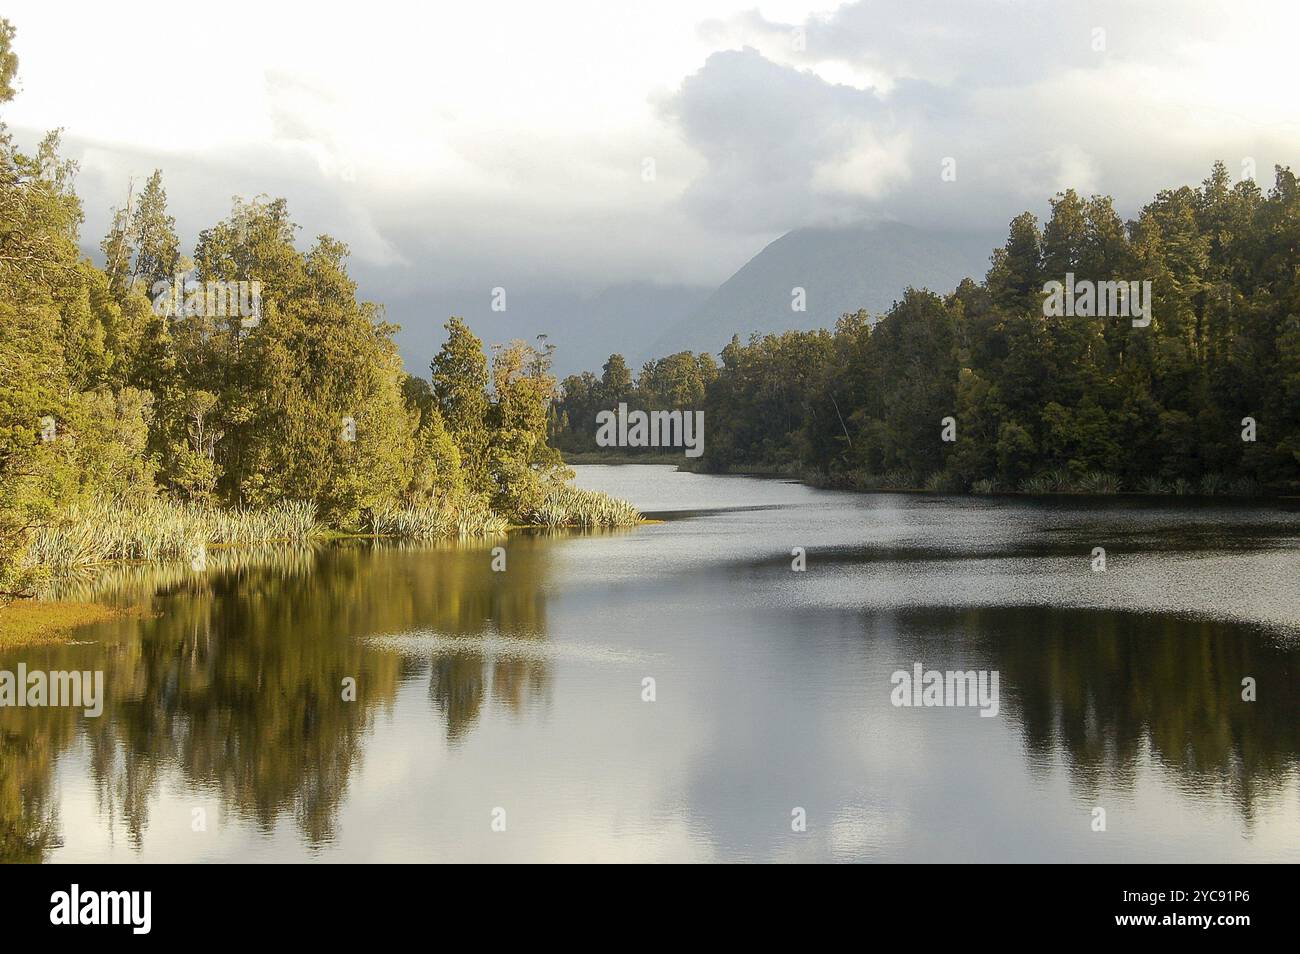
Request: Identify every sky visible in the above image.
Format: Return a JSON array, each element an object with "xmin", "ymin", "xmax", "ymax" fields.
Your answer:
[{"xmin": 3, "ymin": 0, "xmax": 1298, "ymax": 358}]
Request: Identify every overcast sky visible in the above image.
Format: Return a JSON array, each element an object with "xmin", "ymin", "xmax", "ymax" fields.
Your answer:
[{"xmin": 4, "ymin": 0, "xmax": 1298, "ymax": 298}]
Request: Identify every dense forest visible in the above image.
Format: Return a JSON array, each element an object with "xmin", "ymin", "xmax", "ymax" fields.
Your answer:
[
  {"xmin": 0, "ymin": 22, "xmax": 633, "ymax": 598},
  {"xmin": 553, "ymin": 162, "xmax": 1300, "ymax": 496}
]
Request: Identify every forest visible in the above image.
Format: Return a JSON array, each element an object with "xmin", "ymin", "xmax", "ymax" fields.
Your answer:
[
  {"xmin": 0, "ymin": 21, "xmax": 634, "ymax": 599},
  {"xmin": 552, "ymin": 162, "xmax": 1300, "ymax": 496}
]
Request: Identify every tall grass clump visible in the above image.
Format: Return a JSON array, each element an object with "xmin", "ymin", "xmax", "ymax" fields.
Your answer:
[
  {"xmin": 1019, "ymin": 475, "xmax": 1053, "ymax": 495},
  {"xmin": 25, "ymin": 499, "xmax": 320, "ymax": 571},
  {"xmin": 522, "ymin": 486, "xmax": 641, "ymax": 528},
  {"xmin": 1076, "ymin": 472, "xmax": 1121, "ymax": 494},
  {"xmin": 1198, "ymin": 473, "xmax": 1227, "ymax": 496},
  {"xmin": 367, "ymin": 503, "xmax": 507, "ymax": 538},
  {"xmin": 924, "ymin": 471, "xmax": 960, "ymax": 492},
  {"xmin": 203, "ymin": 500, "xmax": 319, "ymax": 545},
  {"xmin": 1046, "ymin": 466, "xmax": 1074, "ymax": 493}
]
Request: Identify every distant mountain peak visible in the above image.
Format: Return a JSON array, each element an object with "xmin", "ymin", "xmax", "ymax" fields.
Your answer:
[{"xmin": 650, "ymin": 222, "xmax": 998, "ymax": 356}]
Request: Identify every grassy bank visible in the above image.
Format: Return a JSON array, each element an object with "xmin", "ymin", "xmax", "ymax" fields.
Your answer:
[
  {"xmin": 520, "ymin": 486, "xmax": 642, "ymax": 528},
  {"xmin": 366, "ymin": 503, "xmax": 510, "ymax": 539},
  {"xmin": 0, "ymin": 600, "xmax": 142, "ymax": 648},
  {"xmin": 24, "ymin": 499, "xmax": 320, "ymax": 573},
  {"xmin": 9, "ymin": 485, "xmax": 640, "ymax": 599}
]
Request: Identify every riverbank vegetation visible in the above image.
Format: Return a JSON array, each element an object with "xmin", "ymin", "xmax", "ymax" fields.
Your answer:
[
  {"xmin": 552, "ymin": 163, "xmax": 1300, "ymax": 497},
  {"xmin": 0, "ymin": 21, "xmax": 636, "ymax": 601},
  {"xmin": 0, "ymin": 600, "xmax": 137, "ymax": 648}
]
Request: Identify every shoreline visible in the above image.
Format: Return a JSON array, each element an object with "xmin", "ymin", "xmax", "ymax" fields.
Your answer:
[
  {"xmin": 1, "ymin": 515, "xmax": 650, "ymax": 646},
  {"xmin": 0, "ymin": 601, "xmax": 145, "ymax": 649},
  {"xmin": 571, "ymin": 456, "xmax": 1292, "ymax": 502}
]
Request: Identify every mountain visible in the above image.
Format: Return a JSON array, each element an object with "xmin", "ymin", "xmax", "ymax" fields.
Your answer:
[
  {"xmin": 650, "ymin": 223, "xmax": 998, "ymax": 357},
  {"xmin": 560, "ymin": 282, "xmax": 714, "ymax": 373},
  {"xmin": 378, "ymin": 223, "xmax": 998, "ymax": 378}
]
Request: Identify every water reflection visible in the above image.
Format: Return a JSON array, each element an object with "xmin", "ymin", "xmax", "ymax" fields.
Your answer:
[
  {"xmin": 1, "ymin": 470, "xmax": 1297, "ymax": 861},
  {"xmin": 896, "ymin": 605, "xmax": 1299, "ymax": 822},
  {"xmin": 2, "ymin": 536, "xmax": 561, "ymax": 859}
]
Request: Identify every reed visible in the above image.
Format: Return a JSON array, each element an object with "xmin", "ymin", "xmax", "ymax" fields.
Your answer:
[
  {"xmin": 1198, "ymin": 473, "xmax": 1227, "ymax": 496},
  {"xmin": 367, "ymin": 503, "xmax": 508, "ymax": 538},
  {"xmin": 1046, "ymin": 466, "xmax": 1073, "ymax": 493},
  {"xmin": 25, "ymin": 499, "xmax": 320, "ymax": 571},
  {"xmin": 1076, "ymin": 472, "xmax": 1121, "ymax": 494},
  {"xmin": 522, "ymin": 486, "xmax": 642, "ymax": 528},
  {"xmin": 1019, "ymin": 475, "xmax": 1053, "ymax": 495},
  {"xmin": 924, "ymin": 471, "xmax": 960, "ymax": 492}
]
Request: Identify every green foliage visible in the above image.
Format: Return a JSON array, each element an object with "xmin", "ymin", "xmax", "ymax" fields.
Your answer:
[
  {"xmin": 487, "ymin": 338, "xmax": 569, "ymax": 519},
  {"xmin": 554, "ymin": 161, "xmax": 1300, "ymax": 497},
  {"xmin": 551, "ymin": 350, "xmax": 718, "ymax": 455},
  {"xmin": 26, "ymin": 499, "xmax": 318, "ymax": 573},
  {"xmin": 0, "ymin": 20, "xmax": 636, "ymax": 591},
  {"xmin": 431, "ymin": 316, "xmax": 492, "ymax": 497},
  {"xmin": 521, "ymin": 485, "xmax": 642, "ymax": 528},
  {"xmin": 366, "ymin": 501, "xmax": 507, "ymax": 538},
  {"xmin": 407, "ymin": 405, "xmax": 465, "ymax": 504}
]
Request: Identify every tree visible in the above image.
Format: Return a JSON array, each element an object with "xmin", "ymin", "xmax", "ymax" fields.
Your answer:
[
  {"xmin": 488, "ymin": 339, "xmax": 566, "ymax": 518},
  {"xmin": 599, "ymin": 353, "xmax": 633, "ymax": 406},
  {"xmin": 430, "ymin": 317, "xmax": 492, "ymax": 501}
]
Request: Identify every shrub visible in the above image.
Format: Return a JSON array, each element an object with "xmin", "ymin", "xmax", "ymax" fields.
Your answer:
[
  {"xmin": 1077, "ymin": 472, "xmax": 1121, "ymax": 494},
  {"xmin": 1019, "ymin": 475, "xmax": 1052, "ymax": 495}
]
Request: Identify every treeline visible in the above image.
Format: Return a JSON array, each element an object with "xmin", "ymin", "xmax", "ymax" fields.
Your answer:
[
  {"xmin": 550, "ymin": 352, "xmax": 718, "ymax": 454},
  {"xmin": 553, "ymin": 162, "xmax": 1300, "ymax": 494},
  {"xmin": 0, "ymin": 22, "xmax": 627, "ymax": 596}
]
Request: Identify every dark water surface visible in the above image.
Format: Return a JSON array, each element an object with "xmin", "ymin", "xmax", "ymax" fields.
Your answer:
[{"xmin": 3, "ymin": 465, "xmax": 1298, "ymax": 862}]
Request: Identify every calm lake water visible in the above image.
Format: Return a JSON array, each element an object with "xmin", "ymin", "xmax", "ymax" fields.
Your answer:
[{"xmin": 4, "ymin": 465, "xmax": 1299, "ymax": 862}]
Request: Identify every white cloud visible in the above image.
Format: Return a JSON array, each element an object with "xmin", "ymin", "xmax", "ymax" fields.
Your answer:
[{"xmin": 1, "ymin": 0, "xmax": 1296, "ymax": 347}]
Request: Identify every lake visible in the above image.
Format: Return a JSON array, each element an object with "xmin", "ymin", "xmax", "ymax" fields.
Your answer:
[{"xmin": 3, "ymin": 464, "xmax": 1298, "ymax": 862}]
